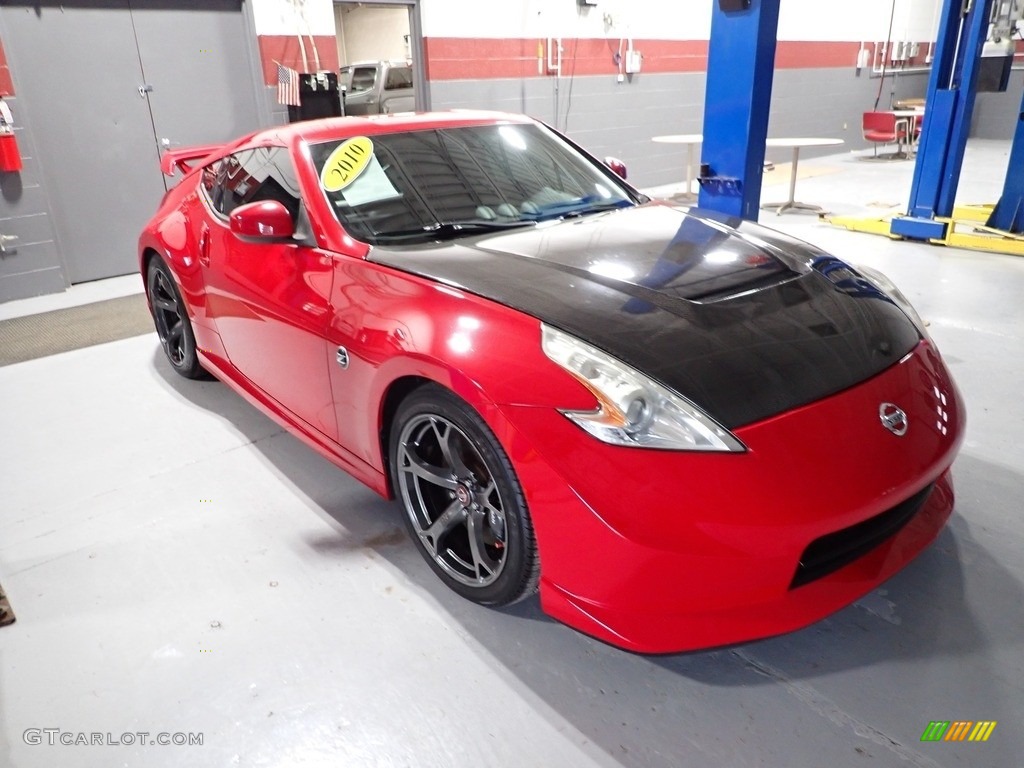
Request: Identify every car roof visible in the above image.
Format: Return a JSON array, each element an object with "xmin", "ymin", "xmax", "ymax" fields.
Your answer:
[
  {"xmin": 347, "ymin": 60, "xmax": 410, "ymax": 68},
  {"xmin": 248, "ymin": 110, "xmax": 537, "ymax": 147}
]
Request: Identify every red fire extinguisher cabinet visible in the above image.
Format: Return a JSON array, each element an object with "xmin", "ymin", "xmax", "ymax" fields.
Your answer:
[{"xmin": 0, "ymin": 134, "xmax": 21, "ymax": 173}]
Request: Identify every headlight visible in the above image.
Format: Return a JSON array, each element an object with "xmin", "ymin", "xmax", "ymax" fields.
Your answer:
[
  {"xmin": 858, "ymin": 266, "xmax": 931, "ymax": 339},
  {"xmin": 541, "ymin": 325, "xmax": 745, "ymax": 452}
]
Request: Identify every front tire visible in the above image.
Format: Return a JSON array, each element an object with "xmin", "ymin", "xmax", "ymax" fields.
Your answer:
[
  {"xmin": 390, "ymin": 384, "xmax": 539, "ymax": 606},
  {"xmin": 147, "ymin": 256, "xmax": 207, "ymax": 380}
]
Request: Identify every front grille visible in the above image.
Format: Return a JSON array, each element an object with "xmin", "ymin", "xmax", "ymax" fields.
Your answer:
[{"xmin": 790, "ymin": 483, "xmax": 935, "ymax": 589}]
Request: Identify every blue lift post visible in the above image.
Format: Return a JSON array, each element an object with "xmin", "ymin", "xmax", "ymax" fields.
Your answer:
[
  {"xmin": 889, "ymin": 0, "xmax": 995, "ymax": 241},
  {"xmin": 697, "ymin": 0, "xmax": 781, "ymax": 220},
  {"xmin": 987, "ymin": 88, "xmax": 1024, "ymax": 233}
]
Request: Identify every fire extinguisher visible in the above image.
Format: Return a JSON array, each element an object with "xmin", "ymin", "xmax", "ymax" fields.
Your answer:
[{"xmin": 0, "ymin": 98, "xmax": 23, "ymax": 173}]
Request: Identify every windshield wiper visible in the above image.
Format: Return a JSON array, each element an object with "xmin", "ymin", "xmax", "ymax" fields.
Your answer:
[
  {"xmin": 372, "ymin": 220, "xmax": 534, "ymax": 243},
  {"xmin": 520, "ymin": 195, "xmax": 633, "ymax": 221}
]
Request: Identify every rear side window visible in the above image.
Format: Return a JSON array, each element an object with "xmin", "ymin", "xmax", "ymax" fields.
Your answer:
[
  {"xmin": 205, "ymin": 148, "xmax": 302, "ymax": 221},
  {"xmin": 384, "ymin": 67, "xmax": 412, "ymax": 90}
]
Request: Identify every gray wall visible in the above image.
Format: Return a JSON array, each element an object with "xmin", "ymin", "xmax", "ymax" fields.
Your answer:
[
  {"xmin": 267, "ymin": 87, "xmax": 290, "ymax": 126},
  {"xmin": 972, "ymin": 69, "xmax": 1024, "ymax": 139},
  {"xmin": 0, "ymin": 0, "xmax": 269, "ymax": 303},
  {"xmin": 429, "ymin": 68, "xmax": 930, "ymax": 189},
  {"xmin": 770, "ymin": 68, "xmax": 928, "ymax": 152},
  {"xmin": 0, "ymin": 94, "xmax": 67, "ymax": 302}
]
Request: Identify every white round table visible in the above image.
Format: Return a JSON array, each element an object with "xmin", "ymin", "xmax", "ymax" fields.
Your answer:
[
  {"xmin": 761, "ymin": 137, "xmax": 844, "ymax": 215},
  {"xmin": 652, "ymin": 134, "xmax": 703, "ymax": 199}
]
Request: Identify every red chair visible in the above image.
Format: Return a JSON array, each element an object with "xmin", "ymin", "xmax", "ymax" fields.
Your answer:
[{"xmin": 862, "ymin": 111, "xmax": 909, "ymax": 158}]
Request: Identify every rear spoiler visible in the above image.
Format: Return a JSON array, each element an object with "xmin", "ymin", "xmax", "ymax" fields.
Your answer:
[{"xmin": 160, "ymin": 144, "xmax": 224, "ymax": 177}]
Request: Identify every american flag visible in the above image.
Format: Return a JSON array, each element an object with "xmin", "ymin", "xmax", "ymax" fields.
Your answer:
[{"xmin": 277, "ymin": 63, "xmax": 300, "ymax": 107}]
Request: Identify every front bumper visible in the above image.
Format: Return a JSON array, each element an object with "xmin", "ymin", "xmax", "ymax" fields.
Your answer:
[{"xmin": 495, "ymin": 340, "xmax": 964, "ymax": 653}]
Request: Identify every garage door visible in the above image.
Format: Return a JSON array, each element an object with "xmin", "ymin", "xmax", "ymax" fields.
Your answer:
[{"xmin": 0, "ymin": 1, "xmax": 264, "ymax": 284}]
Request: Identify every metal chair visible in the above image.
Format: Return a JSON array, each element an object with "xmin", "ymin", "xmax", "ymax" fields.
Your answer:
[{"xmin": 862, "ymin": 111, "xmax": 910, "ymax": 159}]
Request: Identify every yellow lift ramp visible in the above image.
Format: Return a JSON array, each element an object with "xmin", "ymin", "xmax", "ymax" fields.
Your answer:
[{"xmin": 829, "ymin": 204, "xmax": 1024, "ymax": 258}]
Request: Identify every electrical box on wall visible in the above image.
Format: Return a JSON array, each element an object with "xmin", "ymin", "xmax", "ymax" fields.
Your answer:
[{"xmin": 625, "ymin": 49, "xmax": 642, "ymax": 74}]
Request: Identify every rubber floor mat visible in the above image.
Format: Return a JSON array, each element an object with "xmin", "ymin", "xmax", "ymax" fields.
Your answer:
[{"xmin": 0, "ymin": 293, "xmax": 153, "ymax": 366}]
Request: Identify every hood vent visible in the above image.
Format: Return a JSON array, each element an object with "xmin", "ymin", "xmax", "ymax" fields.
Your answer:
[{"xmin": 683, "ymin": 264, "xmax": 801, "ymax": 303}]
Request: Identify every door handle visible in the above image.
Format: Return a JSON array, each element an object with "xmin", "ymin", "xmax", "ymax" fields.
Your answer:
[{"xmin": 198, "ymin": 225, "xmax": 210, "ymax": 266}]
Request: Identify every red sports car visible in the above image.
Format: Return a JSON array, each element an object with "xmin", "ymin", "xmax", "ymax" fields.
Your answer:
[{"xmin": 139, "ymin": 111, "xmax": 964, "ymax": 653}]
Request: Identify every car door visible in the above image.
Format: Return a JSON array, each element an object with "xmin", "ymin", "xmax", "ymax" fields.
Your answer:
[
  {"xmin": 201, "ymin": 146, "xmax": 339, "ymax": 441},
  {"xmin": 380, "ymin": 65, "xmax": 415, "ymax": 114}
]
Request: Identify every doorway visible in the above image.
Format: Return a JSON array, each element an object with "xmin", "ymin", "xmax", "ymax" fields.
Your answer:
[{"xmin": 333, "ymin": 0, "xmax": 428, "ymax": 114}]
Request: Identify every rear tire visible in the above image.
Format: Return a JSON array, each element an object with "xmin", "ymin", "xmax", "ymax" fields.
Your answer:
[
  {"xmin": 389, "ymin": 384, "xmax": 539, "ymax": 606},
  {"xmin": 147, "ymin": 256, "xmax": 208, "ymax": 380}
]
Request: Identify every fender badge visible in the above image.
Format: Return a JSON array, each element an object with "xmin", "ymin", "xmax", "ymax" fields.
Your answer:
[{"xmin": 879, "ymin": 402, "xmax": 908, "ymax": 436}]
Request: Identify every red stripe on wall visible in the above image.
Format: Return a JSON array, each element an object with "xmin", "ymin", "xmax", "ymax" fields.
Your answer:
[
  {"xmin": 422, "ymin": 37, "xmax": 937, "ymax": 80},
  {"xmin": 423, "ymin": 37, "xmax": 708, "ymax": 81},
  {"xmin": 0, "ymin": 36, "xmax": 14, "ymax": 96},
  {"xmin": 775, "ymin": 41, "xmax": 861, "ymax": 69},
  {"xmin": 257, "ymin": 35, "xmax": 340, "ymax": 85}
]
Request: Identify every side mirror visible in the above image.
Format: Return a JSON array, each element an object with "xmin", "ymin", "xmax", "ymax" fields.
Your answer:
[
  {"xmin": 229, "ymin": 200, "xmax": 294, "ymax": 240},
  {"xmin": 604, "ymin": 157, "xmax": 628, "ymax": 180}
]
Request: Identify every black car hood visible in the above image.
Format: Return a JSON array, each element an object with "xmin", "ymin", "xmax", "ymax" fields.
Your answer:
[{"xmin": 368, "ymin": 203, "xmax": 921, "ymax": 429}]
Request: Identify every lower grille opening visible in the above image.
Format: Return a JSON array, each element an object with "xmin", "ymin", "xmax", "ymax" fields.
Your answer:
[{"xmin": 791, "ymin": 483, "xmax": 935, "ymax": 589}]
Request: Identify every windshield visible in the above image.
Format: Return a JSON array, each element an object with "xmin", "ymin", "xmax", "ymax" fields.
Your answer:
[{"xmin": 309, "ymin": 123, "xmax": 636, "ymax": 245}]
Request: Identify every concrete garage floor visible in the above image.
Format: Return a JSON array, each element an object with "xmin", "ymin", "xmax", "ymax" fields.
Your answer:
[{"xmin": 1, "ymin": 141, "xmax": 1023, "ymax": 768}]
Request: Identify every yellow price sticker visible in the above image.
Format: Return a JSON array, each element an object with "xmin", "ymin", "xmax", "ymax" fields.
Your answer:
[{"xmin": 320, "ymin": 136, "xmax": 374, "ymax": 192}]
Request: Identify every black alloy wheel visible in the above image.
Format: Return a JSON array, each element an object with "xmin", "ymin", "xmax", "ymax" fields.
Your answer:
[
  {"xmin": 147, "ymin": 256, "xmax": 207, "ymax": 380},
  {"xmin": 390, "ymin": 384, "xmax": 539, "ymax": 606}
]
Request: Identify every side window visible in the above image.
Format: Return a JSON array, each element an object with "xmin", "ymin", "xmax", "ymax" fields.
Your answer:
[
  {"xmin": 384, "ymin": 67, "xmax": 412, "ymax": 91},
  {"xmin": 350, "ymin": 66, "xmax": 377, "ymax": 92},
  {"xmin": 212, "ymin": 150, "xmax": 255, "ymax": 217},
  {"xmin": 200, "ymin": 160, "xmax": 219, "ymax": 196},
  {"xmin": 245, "ymin": 148, "xmax": 303, "ymax": 221},
  {"xmin": 207, "ymin": 148, "xmax": 302, "ymax": 222}
]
